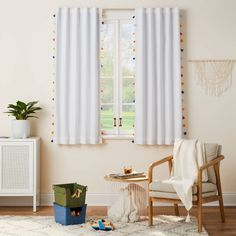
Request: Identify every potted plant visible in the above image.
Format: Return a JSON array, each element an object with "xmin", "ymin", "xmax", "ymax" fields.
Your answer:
[{"xmin": 6, "ymin": 100, "xmax": 42, "ymax": 138}]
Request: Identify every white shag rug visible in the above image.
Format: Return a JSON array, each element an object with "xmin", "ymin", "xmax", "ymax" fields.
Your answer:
[{"xmin": 0, "ymin": 215, "xmax": 208, "ymax": 236}]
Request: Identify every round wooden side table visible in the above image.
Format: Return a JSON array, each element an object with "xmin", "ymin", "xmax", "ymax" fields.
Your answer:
[
  {"xmin": 104, "ymin": 175, "xmax": 148, "ymax": 222},
  {"xmin": 104, "ymin": 175, "xmax": 148, "ymax": 183}
]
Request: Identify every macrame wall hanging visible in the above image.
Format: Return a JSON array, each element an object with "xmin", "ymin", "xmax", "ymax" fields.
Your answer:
[{"xmin": 189, "ymin": 60, "xmax": 235, "ymax": 96}]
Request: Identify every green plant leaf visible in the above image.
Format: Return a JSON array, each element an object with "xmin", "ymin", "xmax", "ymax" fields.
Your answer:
[
  {"xmin": 7, "ymin": 104, "xmax": 21, "ymax": 111},
  {"xmin": 25, "ymin": 107, "xmax": 42, "ymax": 116},
  {"xmin": 16, "ymin": 101, "xmax": 27, "ymax": 110},
  {"xmin": 5, "ymin": 100, "xmax": 42, "ymax": 120},
  {"xmin": 26, "ymin": 101, "xmax": 39, "ymax": 110},
  {"xmin": 26, "ymin": 115, "xmax": 39, "ymax": 119}
]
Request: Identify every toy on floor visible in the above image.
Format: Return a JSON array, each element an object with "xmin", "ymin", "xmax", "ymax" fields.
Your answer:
[
  {"xmin": 71, "ymin": 209, "xmax": 81, "ymax": 216},
  {"xmin": 71, "ymin": 189, "xmax": 82, "ymax": 198},
  {"xmin": 91, "ymin": 219, "xmax": 114, "ymax": 231}
]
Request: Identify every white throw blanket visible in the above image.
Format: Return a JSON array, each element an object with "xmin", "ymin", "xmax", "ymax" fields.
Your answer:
[{"xmin": 168, "ymin": 139, "xmax": 208, "ymax": 221}]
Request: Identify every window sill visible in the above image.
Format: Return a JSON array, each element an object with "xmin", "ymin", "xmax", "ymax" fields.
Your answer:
[{"xmin": 102, "ymin": 135, "xmax": 134, "ymax": 140}]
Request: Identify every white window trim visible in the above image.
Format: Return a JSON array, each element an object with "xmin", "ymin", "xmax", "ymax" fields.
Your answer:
[{"xmin": 102, "ymin": 134, "xmax": 134, "ymax": 140}]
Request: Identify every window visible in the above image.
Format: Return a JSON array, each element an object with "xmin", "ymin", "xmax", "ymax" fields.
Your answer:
[{"xmin": 100, "ymin": 17, "xmax": 135, "ymax": 137}]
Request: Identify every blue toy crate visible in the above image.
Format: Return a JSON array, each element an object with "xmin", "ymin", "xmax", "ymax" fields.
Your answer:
[{"xmin": 53, "ymin": 203, "xmax": 87, "ymax": 225}]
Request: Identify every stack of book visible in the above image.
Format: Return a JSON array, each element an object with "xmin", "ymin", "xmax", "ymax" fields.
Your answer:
[{"xmin": 108, "ymin": 171, "xmax": 146, "ymax": 179}]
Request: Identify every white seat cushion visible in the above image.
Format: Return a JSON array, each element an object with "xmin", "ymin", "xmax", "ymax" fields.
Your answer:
[
  {"xmin": 149, "ymin": 191, "xmax": 217, "ymax": 201},
  {"xmin": 150, "ymin": 180, "xmax": 217, "ymax": 194},
  {"xmin": 205, "ymin": 143, "xmax": 220, "ymax": 184}
]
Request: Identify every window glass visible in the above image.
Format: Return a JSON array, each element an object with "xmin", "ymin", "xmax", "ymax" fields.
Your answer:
[
  {"xmin": 100, "ymin": 23, "xmax": 115, "ymax": 77},
  {"xmin": 121, "ymin": 105, "xmax": 135, "ymax": 133},
  {"xmin": 120, "ymin": 22, "xmax": 135, "ymax": 134},
  {"xmin": 122, "ymin": 76, "xmax": 135, "ymax": 103},
  {"xmin": 121, "ymin": 23, "xmax": 135, "ymax": 77},
  {"xmin": 100, "ymin": 22, "xmax": 115, "ymax": 135},
  {"xmin": 101, "ymin": 104, "xmax": 114, "ymax": 132},
  {"xmin": 101, "ymin": 77, "xmax": 114, "ymax": 103},
  {"xmin": 100, "ymin": 20, "xmax": 135, "ymax": 136}
]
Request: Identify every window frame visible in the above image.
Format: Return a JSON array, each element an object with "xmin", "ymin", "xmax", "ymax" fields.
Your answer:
[{"xmin": 100, "ymin": 14, "xmax": 135, "ymax": 140}]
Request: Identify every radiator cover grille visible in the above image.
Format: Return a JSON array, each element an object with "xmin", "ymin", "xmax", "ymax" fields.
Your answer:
[{"xmin": 1, "ymin": 145, "xmax": 30, "ymax": 189}]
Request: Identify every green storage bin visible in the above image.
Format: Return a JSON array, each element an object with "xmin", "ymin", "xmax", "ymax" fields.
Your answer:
[{"xmin": 53, "ymin": 183, "xmax": 87, "ymax": 208}]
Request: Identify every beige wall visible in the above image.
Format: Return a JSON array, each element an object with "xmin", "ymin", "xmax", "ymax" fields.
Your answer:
[{"xmin": 0, "ymin": 0, "xmax": 235, "ymax": 197}]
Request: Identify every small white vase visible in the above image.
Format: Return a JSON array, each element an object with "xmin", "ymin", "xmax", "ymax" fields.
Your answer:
[{"xmin": 11, "ymin": 120, "xmax": 30, "ymax": 138}]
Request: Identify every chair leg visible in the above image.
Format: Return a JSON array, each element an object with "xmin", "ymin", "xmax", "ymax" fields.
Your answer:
[
  {"xmin": 174, "ymin": 204, "xmax": 179, "ymax": 216},
  {"xmin": 198, "ymin": 201, "xmax": 202, "ymax": 233},
  {"xmin": 214, "ymin": 163, "xmax": 225, "ymax": 223},
  {"xmin": 219, "ymin": 196, "xmax": 225, "ymax": 222},
  {"xmin": 148, "ymin": 197, "xmax": 153, "ymax": 226}
]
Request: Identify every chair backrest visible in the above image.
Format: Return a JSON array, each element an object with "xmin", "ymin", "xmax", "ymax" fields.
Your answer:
[{"xmin": 205, "ymin": 143, "xmax": 222, "ymax": 184}]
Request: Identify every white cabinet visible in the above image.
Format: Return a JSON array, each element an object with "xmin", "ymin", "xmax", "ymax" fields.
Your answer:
[{"xmin": 0, "ymin": 138, "xmax": 40, "ymax": 212}]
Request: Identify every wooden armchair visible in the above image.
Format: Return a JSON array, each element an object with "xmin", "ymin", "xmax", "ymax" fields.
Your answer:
[{"xmin": 148, "ymin": 143, "xmax": 225, "ymax": 233}]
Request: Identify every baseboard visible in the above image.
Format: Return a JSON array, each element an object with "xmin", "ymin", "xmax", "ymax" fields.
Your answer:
[{"xmin": 0, "ymin": 192, "xmax": 235, "ymax": 207}]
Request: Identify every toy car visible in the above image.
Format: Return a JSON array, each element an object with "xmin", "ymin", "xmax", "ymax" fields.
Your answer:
[{"xmin": 91, "ymin": 219, "xmax": 113, "ymax": 231}]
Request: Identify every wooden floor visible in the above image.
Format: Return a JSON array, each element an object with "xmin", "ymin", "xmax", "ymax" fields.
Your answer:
[{"xmin": 0, "ymin": 206, "xmax": 235, "ymax": 235}]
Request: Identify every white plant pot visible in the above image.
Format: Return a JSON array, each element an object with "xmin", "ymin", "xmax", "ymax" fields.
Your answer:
[{"xmin": 11, "ymin": 120, "xmax": 30, "ymax": 138}]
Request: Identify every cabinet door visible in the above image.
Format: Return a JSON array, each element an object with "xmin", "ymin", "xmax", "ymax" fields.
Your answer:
[{"xmin": 0, "ymin": 141, "xmax": 34, "ymax": 194}]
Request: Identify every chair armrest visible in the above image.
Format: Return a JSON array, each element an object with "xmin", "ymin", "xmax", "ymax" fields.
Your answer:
[
  {"xmin": 199, "ymin": 155, "xmax": 224, "ymax": 171},
  {"xmin": 148, "ymin": 155, "xmax": 173, "ymax": 184},
  {"xmin": 197, "ymin": 155, "xmax": 224, "ymax": 191}
]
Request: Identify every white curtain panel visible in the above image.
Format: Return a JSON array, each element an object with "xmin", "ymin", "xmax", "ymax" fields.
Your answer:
[
  {"xmin": 135, "ymin": 8, "xmax": 182, "ymax": 145},
  {"xmin": 55, "ymin": 8, "xmax": 101, "ymax": 144}
]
